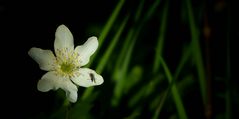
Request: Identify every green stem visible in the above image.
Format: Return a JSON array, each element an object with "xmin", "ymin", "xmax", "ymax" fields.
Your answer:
[
  {"xmin": 63, "ymin": 99, "xmax": 71, "ymax": 119},
  {"xmin": 153, "ymin": 45, "xmax": 191, "ymax": 119},
  {"xmin": 81, "ymin": 0, "xmax": 125, "ymax": 100},
  {"xmin": 153, "ymin": 0, "xmax": 168, "ymax": 73},
  {"xmin": 159, "ymin": 56, "xmax": 188, "ymax": 119},
  {"xmin": 96, "ymin": 15, "xmax": 129, "ymax": 74},
  {"xmin": 186, "ymin": 0, "xmax": 207, "ymax": 105},
  {"xmin": 87, "ymin": 0, "xmax": 125, "ymax": 66}
]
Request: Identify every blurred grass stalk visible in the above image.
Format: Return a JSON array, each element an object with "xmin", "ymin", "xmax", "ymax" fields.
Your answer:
[
  {"xmin": 153, "ymin": 1, "xmax": 188, "ymax": 119},
  {"xmin": 81, "ymin": 0, "xmax": 125, "ymax": 100},
  {"xmin": 87, "ymin": 0, "xmax": 125, "ymax": 67},
  {"xmin": 111, "ymin": 0, "xmax": 147, "ymax": 106},
  {"xmin": 111, "ymin": 0, "xmax": 163, "ymax": 107},
  {"xmin": 153, "ymin": 47, "xmax": 192, "ymax": 119},
  {"xmin": 96, "ymin": 15, "xmax": 130, "ymax": 74},
  {"xmin": 159, "ymin": 56, "xmax": 188, "ymax": 119},
  {"xmin": 153, "ymin": 0, "xmax": 168, "ymax": 73},
  {"xmin": 152, "ymin": 1, "xmax": 168, "ymax": 117},
  {"xmin": 111, "ymin": 27, "xmax": 137, "ymax": 106},
  {"xmin": 186, "ymin": 0, "xmax": 207, "ymax": 107}
]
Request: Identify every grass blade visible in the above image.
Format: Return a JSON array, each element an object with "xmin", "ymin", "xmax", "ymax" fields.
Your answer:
[
  {"xmin": 186, "ymin": 0, "xmax": 207, "ymax": 105},
  {"xmin": 159, "ymin": 56, "xmax": 188, "ymax": 119},
  {"xmin": 87, "ymin": 0, "xmax": 125, "ymax": 66},
  {"xmin": 153, "ymin": 0, "xmax": 168, "ymax": 73},
  {"xmin": 96, "ymin": 15, "xmax": 129, "ymax": 74}
]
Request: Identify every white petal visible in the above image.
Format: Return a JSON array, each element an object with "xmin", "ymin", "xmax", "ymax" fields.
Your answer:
[
  {"xmin": 54, "ymin": 25, "xmax": 74, "ymax": 53},
  {"xmin": 61, "ymin": 79, "xmax": 78, "ymax": 103},
  {"xmin": 75, "ymin": 36, "xmax": 98, "ymax": 66},
  {"xmin": 71, "ymin": 68, "xmax": 104, "ymax": 87},
  {"xmin": 28, "ymin": 47, "xmax": 56, "ymax": 71},
  {"xmin": 38, "ymin": 71, "xmax": 78, "ymax": 103}
]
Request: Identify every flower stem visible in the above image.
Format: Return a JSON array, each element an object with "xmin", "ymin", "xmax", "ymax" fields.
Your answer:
[{"xmin": 63, "ymin": 99, "xmax": 71, "ymax": 119}]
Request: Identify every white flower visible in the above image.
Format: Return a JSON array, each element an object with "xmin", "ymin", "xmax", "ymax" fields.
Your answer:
[{"xmin": 28, "ymin": 25, "xmax": 104, "ymax": 103}]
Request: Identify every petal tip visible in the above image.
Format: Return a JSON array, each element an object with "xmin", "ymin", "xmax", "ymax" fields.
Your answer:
[
  {"xmin": 28, "ymin": 47, "xmax": 37, "ymax": 56},
  {"xmin": 37, "ymin": 79, "xmax": 50, "ymax": 92},
  {"xmin": 89, "ymin": 36, "xmax": 97, "ymax": 39},
  {"xmin": 58, "ymin": 24, "xmax": 67, "ymax": 29},
  {"xmin": 98, "ymin": 76, "xmax": 104, "ymax": 85},
  {"xmin": 88, "ymin": 36, "xmax": 98, "ymax": 43},
  {"xmin": 56, "ymin": 24, "xmax": 70, "ymax": 34}
]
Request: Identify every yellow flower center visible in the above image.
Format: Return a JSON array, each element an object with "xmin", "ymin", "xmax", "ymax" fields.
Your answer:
[
  {"xmin": 60, "ymin": 62, "xmax": 75, "ymax": 74},
  {"xmin": 55, "ymin": 48, "xmax": 80, "ymax": 78}
]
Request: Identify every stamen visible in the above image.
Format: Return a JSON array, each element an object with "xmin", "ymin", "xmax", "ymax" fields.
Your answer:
[{"xmin": 54, "ymin": 48, "xmax": 81, "ymax": 78}]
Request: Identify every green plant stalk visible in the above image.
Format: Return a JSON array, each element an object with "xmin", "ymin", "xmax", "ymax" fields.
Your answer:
[
  {"xmin": 159, "ymin": 56, "xmax": 188, "ymax": 119},
  {"xmin": 113, "ymin": 0, "xmax": 147, "ymax": 77},
  {"xmin": 153, "ymin": 45, "xmax": 191, "ymax": 119},
  {"xmin": 112, "ymin": 27, "xmax": 138, "ymax": 106},
  {"xmin": 120, "ymin": 28, "xmax": 139, "ymax": 79},
  {"xmin": 174, "ymin": 46, "xmax": 192, "ymax": 79},
  {"xmin": 113, "ymin": 0, "xmax": 160, "ymax": 78},
  {"xmin": 144, "ymin": 0, "xmax": 161, "ymax": 23},
  {"xmin": 186, "ymin": 0, "xmax": 207, "ymax": 105},
  {"xmin": 81, "ymin": 16, "xmax": 129, "ymax": 101},
  {"xmin": 87, "ymin": 0, "xmax": 125, "ymax": 66},
  {"xmin": 134, "ymin": 0, "xmax": 145, "ymax": 22},
  {"xmin": 153, "ymin": 0, "xmax": 168, "ymax": 73},
  {"xmin": 112, "ymin": 3, "xmax": 147, "ymax": 104},
  {"xmin": 98, "ymin": 0, "xmax": 125, "ymax": 46},
  {"xmin": 152, "ymin": 2, "xmax": 169, "ymax": 118},
  {"xmin": 113, "ymin": 28, "xmax": 134, "ymax": 80},
  {"xmin": 128, "ymin": 74, "xmax": 161, "ymax": 108},
  {"xmin": 153, "ymin": 87, "xmax": 169, "ymax": 119},
  {"xmin": 81, "ymin": 0, "xmax": 125, "ymax": 100},
  {"xmin": 96, "ymin": 15, "xmax": 129, "ymax": 74}
]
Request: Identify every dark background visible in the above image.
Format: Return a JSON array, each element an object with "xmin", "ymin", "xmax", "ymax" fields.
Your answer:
[{"xmin": 2, "ymin": 1, "xmax": 118, "ymax": 118}]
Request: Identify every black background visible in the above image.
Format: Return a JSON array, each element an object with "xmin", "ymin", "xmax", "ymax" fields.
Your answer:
[{"xmin": 1, "ymin": 1, "xmax": 117, "ymax": 118}]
